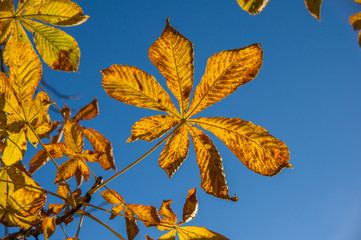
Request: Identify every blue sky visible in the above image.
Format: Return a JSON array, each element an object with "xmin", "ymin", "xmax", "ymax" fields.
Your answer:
[{"xmin": 3, "ymin": 0, "xmax": 361, "ymax": 239}]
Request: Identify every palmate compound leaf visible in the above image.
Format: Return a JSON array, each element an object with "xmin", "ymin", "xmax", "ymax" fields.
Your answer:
[
  {"xmin": 101, "ymin": 19, "xmax": 291, "ymax": 201},
  {"xmin": 0, "ymin": 165, "xmax": 46, "ymax": 229},
  {"xmin": 0, "ymin": 0, "xmax": 88, "ymax": 72}
]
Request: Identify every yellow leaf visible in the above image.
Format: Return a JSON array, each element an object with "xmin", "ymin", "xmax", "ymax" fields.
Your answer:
[
  {"xmin": 22, "ymin": 18, "xmax": 80, "ymax": 72},
  {"xmin": 188, "ymin": 125, "xmax": 238, "ymax": 202},
  {"xmin": 350, "ymin": 11, "xmax": 361, "ymax": 42},
  {"xmin": 0, "ymin": 19, "xmax": 12, "ymax": 44},
  {"xmin": 159, "ymin": 124, "xmax": 189, "ymax": 178},
  {"xmin": 10, "ymin": 19, "xmax": 32, "ymax": 45},
  {"xmin": 158, "ymin": 229, "xmax": 176, "ymax": 240},
  {"xmin": 236, "ymin": 0, "xmax": 270, "ymax": 15},
  {"xmin": 57, "ymin": 183, "xmax": 69, "ymax": 199},
  {"xmin": 73, "ymin": 97, "xmax": 99, "ymax": 120},
  {"xmin": 101, "ymin": 65, "xmax": 179, "ymax": 117},
  {"xmin": 64, "ymin": 120, "xmax": 84, "ymax": 154},
  {"xmin": 176, "ymin": 226, "xmax": 229, "ymax": 240},
  {"xmin": 43, "ymin": 216, "xmax": 56, "ymax": 240},
  {"xmin": 2, "ymin": 128, "xmax": 27, "ymax": 166},
  {"xmin": 186, "ymin": 44, "xmax": 263, "ymax": 118},
  {"xmin": 128, "ymin": 204, "xmax": 160, "ymax": 227},
  {"xmin": 127, "ymin": 115, "xmax": 179, "ymax": 142},
  {"xmin": 193, "ymin": 117, "xmax": 292, "ymax": 176},
  {"xmin": 48, "ymin": 203, "xmax": 65, "ymax": 215},
  {"xmin": 305, "ymin": 0, "xmax": 323, "ymax": 20},
  {"xmin": 29, "ymin": 142, "xmax": 66, "ymax": 174},
  {"xmin": 0, "ymin": 0, "xmax": 14, "ymax": 15},
  {"xmin": 101, "ymin": 189, "xmax": 125, "ymax": 205},
  {"xmin": 54, "ymin": 158, "xmax": 78, "ymax": 184},
  {"xmin": 356, "ymin": 0, "xmax": 361, "ymax": 4},
  {"xmin": 3, "ymin": 39, "xmax": 42, "ymax": 106},
  {"xmin": 83, "ymin": 127, "xmax": 116, "ymax": 170},
  {"xmin": 149, "ymin": 18, "xmax": 194, "ymax": 117},
  {"xmin": 110, "ymin": 204, "xmax": 126, "ymax": 219},
  {"xmin": 125, "ymin": 207, "xmax": 139, "ymax": 240},
  {"xmin": 158, "ymin": 200, "xmax": 177, "ymax": 231},
  {"xmin": 22, "ymin": 0, "xmax": 89, "ymax": 26},
  {"xmin": 181, "ymin": 188, "xmax": 198, "ymax": 224},
  {"xmin": 82, "ymin": 149, "xmax": 102, "ymax": 163},
  {"xmin": 16, "ymin": 0, "xmax": 44, "ymax": 13}
]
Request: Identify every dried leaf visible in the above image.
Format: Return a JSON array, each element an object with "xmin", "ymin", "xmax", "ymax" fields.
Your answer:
[
  {"xmin": 236, "ymin": 0, "xmax": 270, "ymax": 15},
  {"xmin": 158, "ymin": 200, "xmax": 177, "ymax": 231},
  {"xmin": 101, "ymin": 65, "xmax": 179, "ymax": 117},
  {"xmin": 73, "ymin": 97, "xmax": 99, "ymax": 120},
  {"xmin": 43, "ymin": 216, "xmax": 56, "ymax": 240},
  {"xmin": 29, "ymin": 142, "xmax": 66, "ymax": 174},
  {"xmin": 125, "ymin": 207, "xmax": 139, "ymax": 240},
  {"xmin": 83, "ymin": 127, "xmax": 116, "ymax": 170},
  {"xmin": 149, "ymin": 18, "xmax": 194, "ymax": 117},
  {"xmin": 128, "ymin": 204, "xmax": 160, "ymax": 227},
  {"xmin": 127, "ymin": 115, "xmax": 179, "ymax": 142},
  {"xmin": 48, "ymin": 203, "xmax": 65, "ymax": 215},
  {"xmin": 181, "ymin": 188, "xmax": 198, "ymax": 224},
  {"xmin": 145, "ymin": 235, "xmax": 154, "ymax": 240},
  {"xmin": 64, "ymin": 121, "xmax": 84, "ymax": 154},
  {"xmin": 305, "ymin": 0, "xmax": 323, "ymax": 20},
  {"xmin": 101, "ymin": 189, "xmax": 125, "ymax": 205},
  {"xmin": 189, "ymin": 125, "xmax": 238, "ymax": 202},
  {"xmin": 194, "ymin": 117, "xmax": 292, "ymax": 176},
  {"xmin": 54, "ymin": 158, "xmax": 78, "ymax": 184},
  {"xmin": 159, "ymin": 124, "xmax": 189, "ymax": 178},
  {"xmin": 350, "ymin": 11, "xmax": 361, "ymax": 47},
  {"xmin": 176, "ymin": 226, "xmax": 229, "ymax": 240},
  {"xmin": 110, "ymin": 204, "xmax": 126, "ymax": 219},
  {"xmin": 187, "ymin": 44, "xmax": 263, "ymax": 118}
]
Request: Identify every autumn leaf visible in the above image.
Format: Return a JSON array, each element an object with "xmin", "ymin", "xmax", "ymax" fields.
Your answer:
[
  {"xmin": 43, "ymin": 216, "xmax": 56, "ymax": 240},
  {"xmin": 350, "ymin": 0, "xmax": 361, "ymax": 47},
  {"xmin": 73, "ymin": 97, "xmax": 99, "ymax": 121},
  {"xmin": 0, "ymin": 165, "xmax": 46, "ymax": 229},
  {"xmin": 0, "ymin": 0, "xmax": 88, "ymax": 72},
  {"xmin": 236, "ymin": 0, "xmax": 270, "ymax": 15},
  {"xmin": 305, "ymin": 0, "xmax": 323, "ymax": 20},
  {"xmin": 0, "ymin": 40, "xmax": 52, "ymax": 166},
  {"xmin": 101, "ymin": 19, "xmax": 291, "ymax": 201}
]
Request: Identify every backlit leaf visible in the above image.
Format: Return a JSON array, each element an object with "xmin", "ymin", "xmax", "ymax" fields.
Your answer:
[
  {"xmin": 181, "ymin": 188, "xmax": 198, "ymax": 224},
  {"xmin": 110, "ymin": 204, "xmax": 126, "ymax": 219},
  {"xmin": 54, "ymin": 158, "xmax": 78, "ymax": 184},
  {"xmin": 158, "ymin": 200, "xmax": 177, "ymax": 231},
  {"xmin": 48, "ymin": 203, "xmax": 65, "ymax": 214},
  {"xmin": 101, "ymin": 189, "xmax": 125, "ymax": 205},
  {"xmin": 43, "ymin": 216, "xmax": 56, "ymax": 240},
  {"xmin": 127, "ymin": 115, "xmax": 179, "ymax": 142},
  {"xmin": 159, "ymin": 124, "xmax": 189, "ymax": 178},
  {"xmin": 149, "ymin": 18, "xmax": 194, "ymax": 117},
  {"xmin": 305, "ymin": 0, "xmax": 323, "ymax": 20},
  {"xmin": 22, "ymin": 0, "xmax": 89, "ymax": 26},
  {"xmin": 0, "ymin": 19, "xmax": 12, "ymax": 44},
  {"xmin": 10, "ymin": 19, "xmax": 32, "ymax": 45},
  {"xmin": 186, "ymin": 44, "xmax": 263, "ymax": 118},
  {"xmin": 101, "ymin": 65, "xmax": 179, "ymax": 117},
  {"xmin": 22, "ymin": 18, "xmax": 80, "ymax": 72},
  {"xmin": 125, "ymin": 207, "xmax": 139, "ymax": 240},
  {"xmin": 145, "ymin": 235, "xmax": 154, "ymax": 240},
  {"xmin": 236, "ymin": 0, "xmax": 270, "ymax": 15},
  {"xmin": 73, "ymin": 97, "xmax": 99, "ymax": 120},
  {"xmin": 64, "ymin": 120, "xmax": 83, "ymax": 154},
  {"xmin": 188, "ymin": 125, "xmax": 238, "ymax": 202},
  {"xmin": 0, "ymin": 0, "xmax": 14, "ymax": 15},
  {"xmin": 350, "ymin": 12, "xmax": 361, "ymax": 30},
  {"xmin": 194, "ymin": 117, "xmax": 292, "ymax": 176},
  {"xmin": 83, "ymin": 127, "xmax": 116, "ymax": 170},
  {"xmin": 29, "ymin": 142, "xmax": 66, "ymax": 174},
  {"xmin": 158, "ymin": 229, "xmax": 176, "ymax": 240},
  {"xmin": 176, "ymin": 226, "xmax": 228, "ymax": 240},
  {"xmin": 128, "ymin": 204, "xmax": 160, "ymax": 227},
  {"xmin": 2, "ymin": 128, "xmax": 27, "ymax": 165}
]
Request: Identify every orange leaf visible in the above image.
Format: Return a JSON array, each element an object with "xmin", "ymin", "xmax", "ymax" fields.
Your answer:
[
  {"xmin": 186, "ymin": 44, "xmax": 263, "ymax": 118},
  {"xmin": 194, "ymin": 117, "xmax": 292, "ymax": 176},
  {"xmin": 29, "ymin": 142, "xmax": 66, "ymax": 174},
  {"xmin": 73, "ymin": 97, "xmax": 99, "ymax": 120},
  {"xmin": 176, "ymin": 226, "xmax": 229, "ymax": 240},
  {"xmin": 188, "ymin": 125, "xmax": 238, "ymax": 202},
  {"xmin": 128, "ymin": 204, "xmax": 160, "ymax": 227},
  {"xmin": 145, "ymin": 235, "xmax": 154, "ymax": 240},
  {"xmin": 158, "ymin": 200, "xmax": 177, "ymax": 231},
  {"xmin": 48, "ymin": 203, "xmax": 65, "ymax": 215},
  {"xmin": 149, "ymin": 18, "xmax": 194, "ymax": 117},
  {"xmin": 305, "ymin": 0, "xmax": 323, "ymax": 21},
  {"xmin": 101, "ymin": 189, "xmax": 125, "ymax": 205},
  {"xmin": 127, "ymin": 115, "xmax": 179, "ymax": 143},
  {"xmin": 101, "ymin": 65, "xmax": 179, "ymax": 117},
  {"xmin": 42, "ymin": 216, "xmax": 56, "ymax": 240},
  {"xmin": 158, "ymin": 229, "xmax": 176, "ymax": 240},
  {"xmin": 181, "ymin": 188, "xmax": 198, "ymax": 224},
  {"xmin": 125, "ymin": 207, "xmax": 139, "ymax": 240},
  {"xmin": 64, "ymin": 120, "xmax": 83, "ymax": 154},
  {"xmin": 110, "ymin": 204, "xmax": 126, "ymax": 219},
  {"xmin": 54, "ymin": 158, "xmax": 78, "ymax": 184},
  {"xmin": 57, "ymin": 183, "xmax": 69, "ymax": 199},
  {"xmin": 159, "ymin": 124, "xmax": 189, "ymax": 178},
  {"xmin": 83, "ymin": 127, "xmax": 116, "ymax": 170}
]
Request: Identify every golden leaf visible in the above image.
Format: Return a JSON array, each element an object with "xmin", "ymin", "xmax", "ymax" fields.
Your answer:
[
  {"xmin": 193, "ymin": 117, "xmax": 292, "ymax": 176},
  {"xmin": 186, "ymin": 44, "xmax": 263, "ymax": 118},
  {"xmin": 64, "ymin": 120, "xmax": 84, "ymax": 154},
  {"xmin": 57, "ymin": 183, "xmax": 69, "ymax": 199},
  {"xmin": 305, "ymin": 0, "xmax": 323, "ymax": 20},
  {"xmin": 2, "ymin": 128, "xmax": 27, "ymax": 165},
  {"xmin": 149, "ymin": 18, "xmax": 194, "ymax": 117},
  {"xmin": 43, "ymin": 216, "xmax": 56, "ymax": 240},
  {"xmin": 125, "ymin": 207, "xmax": 139, "ymax": 240},
  {"xmin": 145, "ymin": 235, "xmax": 154, "ymax": 240},
  {"xmin": 48, "ymin": 203, "xmax": 65, "ymax": 215},
  {"xmin": 350, "ymin": 10, "xmax": 361, "ymax": 47},
  {"xmin": 54, "ymin": 158, "xmax": 78, "ymax": 184},
  {"xmin": 101, "ymin": 65, "xmax": 179, "ymax": 117},
  {"xmin": 188, "ymin": 125, "xmax": 238, "ymax": 202},
  {"xmin": 101, "ymin": 189, "xmax": 125, "ymax": 205},
  {"xmin": 158, "ymin": 230, "xmax": 176, "ymax": 240},
  {"xmin": 73, "ymin": 97, "xmax": 99, "ymax": 121},
  {"xmin": 110, "ymin": 204, "xmax": 126, "ymax": 219},
  {"xmin": 181, "ymin": 188, "xmax": 198, "ymax": 224},
  {"xmin": 128, "ymin": 204, "xmax": 160, "ymax": 227},
  {"xmin": 159, "ymin": 124, "xmax": 189, "ymax": 178},
  {"xmin": 176, "ymin": 226, "xmax": 229, "ymax": 240},
  {"xmin": 127, "ymin": 115, "xmax": 179, "ymax": 143},
  {"xmin": 83, "ymin": 127, "xmax": 116, "ymax": 171},
  {"xmin": 29, "ymin": 142, "xmax": 66, "ymax": 174},
  {"xmin": 158, "ymin": 200, "xmax": 177, "ymax": 231},
  {"xmin": 236, "ymin": 0, "xmax": 270, "ymax": 15}
]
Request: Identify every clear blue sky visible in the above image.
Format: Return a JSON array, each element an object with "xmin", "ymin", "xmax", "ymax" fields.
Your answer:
[{"xmin": 4, "ymin": 0, "xmax": 361, "ymax": 239}]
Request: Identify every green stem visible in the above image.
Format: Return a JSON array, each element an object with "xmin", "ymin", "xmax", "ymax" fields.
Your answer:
[{"xmin": 76, "ymin": 210, "xmax": 125, "ymax": 240}]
